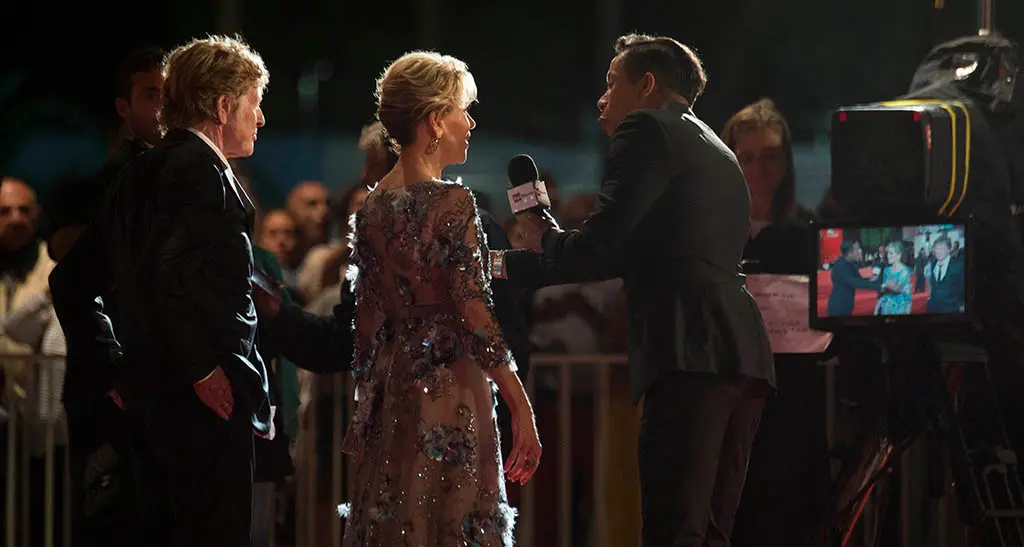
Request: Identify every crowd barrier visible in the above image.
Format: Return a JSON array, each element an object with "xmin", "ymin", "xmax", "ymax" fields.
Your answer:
[{"xmin": 3, "ymin": 353, "xmax": 851, "ymax": 547}]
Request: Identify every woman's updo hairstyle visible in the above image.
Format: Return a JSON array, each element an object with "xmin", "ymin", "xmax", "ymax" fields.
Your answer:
[{"xmin": 375, "ymin": 51, "xmax": 477, "ymax": 152}]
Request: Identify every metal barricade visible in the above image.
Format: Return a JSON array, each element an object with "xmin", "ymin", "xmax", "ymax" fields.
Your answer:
[
  {"xmin": 522, "ymin": 353, "xmax": 629, "ymax": 547},
  {"xmin": 1, "ymin": 353, "xmax": 69, "ymax": 547},
  {"xmin": 293, "ymin": 354, "xmax": 631, "ymax": 547},
  {"xmin": 4, "ymin": 353, "xmax": 639, "ymax": 547},
  {"xmin": 294, "ymin": 371, "xmax": 353, "ymax": 547}
]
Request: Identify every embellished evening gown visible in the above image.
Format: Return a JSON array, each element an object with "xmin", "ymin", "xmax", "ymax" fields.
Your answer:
[
  {"xmin": 340, "ymin": 179, "xmax": 518, "ymax": 547},
  {"xmin": 875, "ymin": 266, "xmax": 912, "ymax": 315}
]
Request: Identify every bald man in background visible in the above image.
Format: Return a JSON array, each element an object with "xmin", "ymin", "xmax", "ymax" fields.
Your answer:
[
  {"xmin": 0, "ymin": 177, "xmax": 54, "ymax": 419},
  {"xmin": 0, "ymin": 178, "xmax": 43, "ymax": 254},
  {"xmin": 0, "ymin": 177, "xmax": 64, "ymax": 547}
]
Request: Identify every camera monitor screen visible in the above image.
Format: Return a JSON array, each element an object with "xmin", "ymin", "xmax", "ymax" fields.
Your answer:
[{"xmin": 811, "ymin": 222, "xmax": 971, "ymax": 329}]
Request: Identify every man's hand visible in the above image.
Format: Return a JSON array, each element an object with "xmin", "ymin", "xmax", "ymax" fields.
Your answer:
[
  {"xmin": 194, "ymin": 366, "xmax": 234, "ymax": 420},
  {"xmin": 255, "ymin": 405, "xmax": 277, "ymax": 440},
  {"xmin": 516, "ymin": 211, "xmax": 560, "ymax": 252}
]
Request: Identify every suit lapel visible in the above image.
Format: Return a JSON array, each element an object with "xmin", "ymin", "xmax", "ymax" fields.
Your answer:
[
  {"xmin": 173, "ymin": 129, "xmax": 256, "ymax": 234},
  {"xmin": 224, "ymin": 169, "xmax": 256, "ymax": 234}
]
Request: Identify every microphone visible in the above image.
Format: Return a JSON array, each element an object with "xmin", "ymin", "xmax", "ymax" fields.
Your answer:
[{"xmin": 506, "ymin": 154, "xmax": 551, "ymax": 215}]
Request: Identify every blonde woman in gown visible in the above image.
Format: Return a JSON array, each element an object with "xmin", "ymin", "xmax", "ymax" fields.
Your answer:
[{"xmin": 340, "ymin": 51, "xmax": 542, "ymax": 547}]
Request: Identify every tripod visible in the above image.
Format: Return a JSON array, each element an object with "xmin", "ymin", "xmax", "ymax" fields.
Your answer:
[{"xmin": 815, "ymin": 332, "xmax": 1024, "ymax": 547}]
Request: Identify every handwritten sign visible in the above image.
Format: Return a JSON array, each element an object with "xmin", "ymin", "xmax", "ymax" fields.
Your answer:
[{"xmin": 747, "ymin": 274, "xmax": 833, "ymax": 354}]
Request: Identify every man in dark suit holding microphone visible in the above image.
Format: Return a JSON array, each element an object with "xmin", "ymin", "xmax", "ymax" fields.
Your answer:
[
  {"xmin": 826, "ymin": 240, "xmax": 882, "ymax": 316},
  {"xmin": 495, "ymin": 33, "xmax": 774, "ymax": 546}
]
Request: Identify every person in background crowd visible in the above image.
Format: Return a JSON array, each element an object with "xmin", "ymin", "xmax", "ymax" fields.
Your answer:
[
  {"xmin": 298, "ymin": 183, "xmax": 369, "ymax": 312},
  {"xmin": 721, "ymin": 98, "xmax": 816, "ymax": 271},
  {"xmin": 298, "ymin": 121, "xmax": 390, "ymax": 307},
  {"xmin": 285, "ymin": 180, "xmax": 331, "ymax": 284},
  {"xmin": 45, "ymin": 47, "xmax": 164, "ymax": 547},
  {"xmin": 258, "ymin": 209, "xmax": 300, "ymax": 298},
  {"xmin": 47, "ymin": 47, "xmax": 164, "ymax": 263},
  {"xmin": 721, "ymin": 98, "xmax": 831, "ymax": 547},
  {"xmin": 915, "ymin": 247, "xmax": 929, "ymax": 293},
  {"xmin": 0, "ymin": 177, "xmax": 64, "ymax": 545}
]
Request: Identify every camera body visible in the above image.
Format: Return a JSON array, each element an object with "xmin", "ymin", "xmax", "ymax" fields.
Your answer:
[
  {"xmin": 819, "ymin": 35, "xmax": 1024, "ymax": 336},
  {"xmin": 830, "ymin": 101, "xmax": 973, "ymax": 222}
]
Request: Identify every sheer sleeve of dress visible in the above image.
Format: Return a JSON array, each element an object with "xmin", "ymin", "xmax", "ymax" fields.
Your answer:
[
  {"xmin": 346, "ymin": 212, "xmax": 381, "ymax": 384},
  {"xmin": 436, "ymin": 184, "xmax": 517, "ymax": 372}
]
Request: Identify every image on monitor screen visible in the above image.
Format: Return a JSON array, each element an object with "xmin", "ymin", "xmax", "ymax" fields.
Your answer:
[{"xmin": 816, "ymin": 224, "xmax": 966, "ymax": 319}]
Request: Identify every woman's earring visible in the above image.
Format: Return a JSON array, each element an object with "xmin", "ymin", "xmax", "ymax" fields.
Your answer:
[{"xmin": 426, "ymin": 135, "xmax": 441, "ymax": 155}]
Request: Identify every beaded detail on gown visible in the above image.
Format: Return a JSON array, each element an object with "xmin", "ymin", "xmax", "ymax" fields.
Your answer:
[{"xmin": 340, "ymin": 179, "xmax": 518, "ymax": 547}]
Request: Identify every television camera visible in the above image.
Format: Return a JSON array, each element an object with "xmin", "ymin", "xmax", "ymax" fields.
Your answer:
[{"xmin": 810, "ymin": 31, "xmax": 1024, "ymax": 547}]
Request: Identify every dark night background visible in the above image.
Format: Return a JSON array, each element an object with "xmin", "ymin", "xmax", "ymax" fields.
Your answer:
[{"xmin": 2, "ymin": 0, "xmax": 1021, "ymax": 207}]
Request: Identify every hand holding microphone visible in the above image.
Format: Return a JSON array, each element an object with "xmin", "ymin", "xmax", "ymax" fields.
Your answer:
[
  {"xmin": 507, "ymin": 154, "xmax": 551, "ymax": 216},
  {"xmin": 491, "ymin": 154, "xmax": 560, "ymax": 279},
  {"xmin": 506, "ymin": 154, "xmax": 559, "ymax": 251}
]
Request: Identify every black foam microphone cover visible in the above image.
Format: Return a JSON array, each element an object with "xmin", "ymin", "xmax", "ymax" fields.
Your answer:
[{"xmin": 507, "ymin": 154, "xmax": 540, "ymax": 187}]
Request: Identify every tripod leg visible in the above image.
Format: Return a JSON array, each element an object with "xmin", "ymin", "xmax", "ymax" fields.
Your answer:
[
  {"xmin": 938, "ymin": 363, "xmax": 986, "ymax": 526},
  {"xmin": 821, "ymin": 432, "xmax": 896, "ymax": 547},
  {"xmin": 941, "ymin": 356, "xmax": 1024, "ymax": 546},
  {"xmin": 870, "ymin": 475, "xmax": 895, "ymax": 547}
]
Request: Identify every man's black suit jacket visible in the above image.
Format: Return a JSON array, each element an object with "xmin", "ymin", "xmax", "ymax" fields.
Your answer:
[
  {"xmin": 927, "ymin": 258, "xmax": 966, "ymax": 313},
  {"xmin": 506, "ymin": 102, "xmax": 774, "ymax": 402},
  {"xmin": 46, "ymin": 137, "xmax": 150, "ymax": 246},
  {"xmin": 52, "ymin": 129, "xmax": 271, "ymax": 434},
  {"xmin": 49, "ymin": 137, "xmax": 148, "ymax": 403}
]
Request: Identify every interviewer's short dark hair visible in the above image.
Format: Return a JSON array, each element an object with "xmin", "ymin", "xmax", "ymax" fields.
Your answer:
[
  {"xmin": 933, "ymin": 236, "xmax": 952, "ymax": 249},
  {"xmin": 114, "ymin": 47, "xmax": 164, "ymax": 101},
  {"xmin": 841, "ymin": 240, "xmax": 861, "ymax": 256},
  {"xmin": 614, "ymin": 33, "xmax": 707, "ymax": 105}
]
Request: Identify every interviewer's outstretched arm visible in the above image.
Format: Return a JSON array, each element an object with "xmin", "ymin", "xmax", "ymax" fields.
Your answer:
[{"xmin": 503, "ymin": 111, "xmax": 671, "ymax": 287}]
